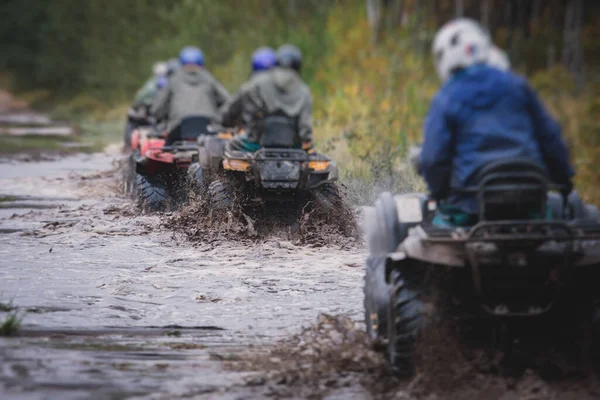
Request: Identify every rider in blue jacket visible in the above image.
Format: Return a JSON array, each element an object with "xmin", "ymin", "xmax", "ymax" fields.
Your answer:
[{"xmin": 420, "ymin": 19, "xmax": 574, "ymax": 223}]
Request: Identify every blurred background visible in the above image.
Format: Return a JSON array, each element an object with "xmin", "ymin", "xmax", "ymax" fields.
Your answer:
[{"xmin": 0, "ymin": 0, "xmax": 598, "ymax": 205}]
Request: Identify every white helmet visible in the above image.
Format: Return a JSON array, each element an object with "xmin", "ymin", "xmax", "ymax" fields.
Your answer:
[
  {"xmin": 432, "ymin": 18, "xmax": 491, "ymax": 82},
  {"xmin": 152, "ymin": 62, "xmax": 168, "ymax": 77},
  {"xmin": 487, "ymin": 45, "xmax": 511, "ymax": 71}
]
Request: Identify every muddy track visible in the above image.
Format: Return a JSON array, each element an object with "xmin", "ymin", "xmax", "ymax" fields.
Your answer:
[{"xmin": 1, "ymin": 149, "xmax": 600, "ymax": 399}]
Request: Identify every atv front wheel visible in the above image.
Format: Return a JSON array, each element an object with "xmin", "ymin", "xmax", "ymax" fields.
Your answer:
[
  {"xmin": 312, "ymin": 183, "xmax": 341, "ymax": 211},
  {"xmin": 364, "ymin": 255, "xmax": 389, "ymax": 342},
  {"xmin": 208, "ymin": 180, "xmax": 233, "ymax": 210},
  {"xmin": 386, "ymin": 268, "xmax": 423, "ymax": 376},
  {"xmin": 136, "ymin": 174, "xmax": 171, "ymax": 212},
  {"xmin": 187, "ymin": 163, "xmax": 207, "ymax": 195}
]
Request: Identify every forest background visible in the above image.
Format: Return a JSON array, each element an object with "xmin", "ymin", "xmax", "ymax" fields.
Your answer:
[{"xmin": 1, "ymin": 0, "xmax": 598, "ymax": 204}]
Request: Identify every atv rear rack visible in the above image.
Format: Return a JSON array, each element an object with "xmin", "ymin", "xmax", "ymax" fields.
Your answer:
[{"xmin": 420, "ymin": 220, "xmax": 600, "ymax": 244}]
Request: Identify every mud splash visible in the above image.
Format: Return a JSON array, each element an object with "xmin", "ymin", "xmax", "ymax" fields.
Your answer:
[
  {"xmin": 224, "ymin": 314, "xmax": 600, "ymax": 399},
  {"xmin": 165, "ymin": 186, "xmax": 359, "ymax": 249}
]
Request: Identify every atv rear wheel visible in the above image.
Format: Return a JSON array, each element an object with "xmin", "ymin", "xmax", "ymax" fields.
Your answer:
[
  {"xmin": 208, "ymin": 180, "xmax": 233, "ymax": 210},
  {"xmin": 136, "ymin": 174, "xmax": 171, "ymax": 212},
  {"xmin": 364, "ymin": 255, "xmax": 389, "ymax": 343},
  {"xmin": 386, "ymin": 268, "xmax": 423, "ymax": 376},
  {"xmin": 369, "ymin": 192, "xmax": 401, "ymax": 255},
  {"xmin": 312, "ymin": 183, "xmax": 341, "ymax": 211},
  {"xmin": 187, "ymin": 163, "xmax": 207, "ymax": 195}
]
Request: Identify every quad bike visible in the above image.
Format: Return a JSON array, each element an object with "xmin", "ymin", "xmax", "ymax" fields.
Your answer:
[
  {"xmin": 127, "ymin": 116, "xmax": 210, "ymax": 211},
  {"xmin": 196, "ymin": 117, "xmax": 340, "ymax": 214},
  {"xmin": 187, "ymin": 124, "xmax": 238, "ymax": 196},
  {"xmin": 123, "ymin": 106, "xmax": 152, "ymax": 150},
  {"xmin": 364, "ymin": 154, "xmax": 600, "ymax": 376}
]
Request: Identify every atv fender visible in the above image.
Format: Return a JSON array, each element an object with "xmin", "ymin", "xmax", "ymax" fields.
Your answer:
[{"xmin": 399, "ymin": 233, "xmax": 466, "ymax": 267}]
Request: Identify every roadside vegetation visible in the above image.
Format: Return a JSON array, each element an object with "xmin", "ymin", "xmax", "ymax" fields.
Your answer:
[
  {"xmin": 1, "ymin": 0, "xmax": 598, "ymax": 204},
  {"xmin": 0, "ymin": 300, "xmax": 23, "ymax": 336}
]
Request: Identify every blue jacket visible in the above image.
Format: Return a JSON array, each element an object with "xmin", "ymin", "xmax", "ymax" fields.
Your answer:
[{"xmin": 419, "ymin": 64, "xmax": 574, "ymax": 214}]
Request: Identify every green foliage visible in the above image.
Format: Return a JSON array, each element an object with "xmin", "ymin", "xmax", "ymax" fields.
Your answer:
[
  {"xmin": 1, "ymin": 0, "xmax": 598, "ymax": 205},
  {"xmin": 0, "ymin": 312, "xmax": 23, "ymax": 336}
]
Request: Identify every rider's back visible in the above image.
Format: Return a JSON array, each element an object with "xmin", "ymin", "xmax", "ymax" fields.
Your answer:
[
  {"xmin": 421, "ymin": 64, "xmax": 573, "ymax": 213},
  {"xmin": 162, "ymin": 68, "xmax": 224, "ymax": 125},
  {"xmin": 246, "ymin": 67, "xmax": 312, "ymax": 144}
]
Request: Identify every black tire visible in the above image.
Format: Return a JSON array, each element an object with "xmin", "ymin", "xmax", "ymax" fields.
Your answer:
[
  {"xmin": 369, "ymin": 192, "xmax": 401, "ymax": 255},
  {"xmin": 208, "ymin": 180, "xmax": 233, "ymax": 210},
  {"xmin": 312, "ymin": 183, "xmax": 341, "ymax": 211},
  {"xmin": 187, "ymin": 163, "xmax": 207, "ymax": 195},
  {"xmin": 364, "ymin": 255, "xmax": 390, "ymax": 342},
  {"xmin": 124, "ymin": 154, "xmax": 137, "ymax": 198},
  {"xmin": 136, "ymin": 174, "xmax": 171, "ymax": 212},
  {"xmin": 386, "ymin": 268, "xmax": 423, "ymax": 376},
  {"xmin": 124, "ymin": 119, "xmax": 137, "ymax": 149}
]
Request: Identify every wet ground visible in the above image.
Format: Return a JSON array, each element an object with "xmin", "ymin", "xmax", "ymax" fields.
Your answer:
[
  {"xmin": 0, "ymin": 147, "xmax": 369, "ymax": 399},
  {"xmin": 2, "ymin": 148, "xmax": 600, "ymax": 399}
]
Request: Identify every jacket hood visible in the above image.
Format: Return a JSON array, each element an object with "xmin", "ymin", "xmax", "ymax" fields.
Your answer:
[
  {"xmin": 272, "ymin": 67, "xmax": 299, "ymax": 92},
  {"xmin": 180, "ymin": 68, "xmax": 206, "ymax": 86},
  {"xmin": 448, "ymin": 64, "xmax": 509, "ymax": 109}
]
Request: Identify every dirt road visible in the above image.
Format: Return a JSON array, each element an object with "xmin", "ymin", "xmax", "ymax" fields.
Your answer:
[
  {"xmin": 2, "ymin": 148, "xmax": 600, "ymax": 400},
  {"xmin": 0, "ymin": 147, "xmax": 369, "ymax": 399}
]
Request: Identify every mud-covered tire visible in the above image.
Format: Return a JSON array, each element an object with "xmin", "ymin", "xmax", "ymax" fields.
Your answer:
[
  {"xmin": 364, "ymin": 255, "xmax": 390, "ymax": 342},
  {"xmin": 136, "ymin": 174, "xmax": 171, "ymax": 212},
  {"xmin": 369, "ymin": 192, "xmax": 401, "ymax": 255},
  {"xmin": 208, "ymin": 180, "xmax": 233, "ymax": 210},
  {"xmin": 312, "ymin": 183, "xmax": 341, "ymax": 212},
  {"xmin": 187, "ymin": 163, "xmax": 207, "ymax": 195},
  {"xmin": 124, "ymin": 153, "xmax": 138, "ymax": 198},
  {"xmin": 386, "ymin": 268, "xmax": 423, "ymax": 376}
]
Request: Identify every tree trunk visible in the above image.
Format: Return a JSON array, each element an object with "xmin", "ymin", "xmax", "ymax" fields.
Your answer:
[
  {"xmin": 455, "ymin": 0, "xmax": 464, "ymax": 17},
  {"xmin": 481, "ymin": 0, "xmax": 490, "ymax": 29},
  {"xmin": 366, "ymin": 0, "xmax": 383, "ymax": 45},
  {"xmin": 562, "ymin": 0, "xmax": 585, "ymax": 92}
]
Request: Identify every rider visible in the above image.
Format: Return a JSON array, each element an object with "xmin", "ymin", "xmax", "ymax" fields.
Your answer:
[
  {"xmin": 218, "ymin": 47, "xmax": 277, "ymax": 129},
  {"xmin": 124, "ymin": 61, "xmax": 168, "ymax": 148},
  {"xmin": 151, "ymin": 46, "xmax": 230, "ymax": 143},
  {"xmin": 419, "ymin": 18, "xmax": 574, "ymax": 226},
  {"xmin": 221, "ymin": 44, "xmax": 313, "ymax": 152}
]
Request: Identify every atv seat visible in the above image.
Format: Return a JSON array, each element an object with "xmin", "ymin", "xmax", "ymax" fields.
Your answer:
[
  {"xmin": 454, "ymin": 158, "xmax": 564, "ymax": 222},
  {"xmin": 165, "ymin": 116, "xmax": 211, "ymax": 145},
  {"xmin": 260, "ymin": 113, "xmax": 300, "ymax": 149}
]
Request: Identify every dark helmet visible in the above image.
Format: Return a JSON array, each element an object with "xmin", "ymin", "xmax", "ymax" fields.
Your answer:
[
  {"xmin": 276, "ymin": 44, "xmax": 302, "ymax": 72},
  {"xmin": 166, "ymin": 58, "xmax": 180, "ymax": 76},
  {"xmin": 251, "ymin": 47, "xmax": 277, "ymax": 72},
  {"xmin": 179, "ymin": 46, "xmax": 204, "ymax": 67}
]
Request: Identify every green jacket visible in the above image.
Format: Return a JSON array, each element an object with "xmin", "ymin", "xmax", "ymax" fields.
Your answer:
[
  {"xmin": 132, "ymin": 76, "xmax": 158, "ymax": 109},
  {"xmin": 220, "ymin": 67, "xmax": 313, "ymax": 143},
  {"xmin": 151, "ymin": 67, "xmax": 230, "ymax": 127}
]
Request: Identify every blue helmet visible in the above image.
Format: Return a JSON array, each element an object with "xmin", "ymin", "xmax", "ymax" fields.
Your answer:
[
  {"xmin": 155, "ymin": 76, "xmax": 168, "ymax": 89},
  {"xmin": 251, "ymin": 47, "xmax": 277, "ymax": 72},
  {"xmin": 179, "ymin": 46, "xmax": 204, "ymax": 66}
]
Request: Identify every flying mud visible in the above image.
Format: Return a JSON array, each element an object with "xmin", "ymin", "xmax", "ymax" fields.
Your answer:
[{"xmin": 1, "ymin": 148, "xmax": 599, "ymax": 399}]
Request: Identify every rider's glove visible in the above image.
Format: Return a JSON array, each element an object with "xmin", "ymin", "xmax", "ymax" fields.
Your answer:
[{"xmin": 561, "ymin": 179, "xmax": 574, "ymax": 198}]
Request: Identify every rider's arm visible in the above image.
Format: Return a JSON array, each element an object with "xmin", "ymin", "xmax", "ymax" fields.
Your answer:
[
  {"xmin": 298, "ymin": 93, "xmax": 313, "ymax": 146},
  {"xmin": 523, "ymin": 81, "xmax": 575, "ymax": 187},
  {"xmin": 219, "ymin": 91, "xmax": 245, "ymax": 128},
  {"xmin": 150, "ymin": 81, "xmax": 171, "ymax": 122},
  {"xmin": 212, "ymin": 80, "xmax": 231, "ymax": 109},
  {"xmin": 420, "ymin": 94, "xmax": 453, "ymax": 200}
]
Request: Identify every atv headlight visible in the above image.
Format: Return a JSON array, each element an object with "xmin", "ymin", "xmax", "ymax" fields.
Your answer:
[
  {"xmin": 223, "ymin": 159, "xmax": 250, "ymax": 171},
  {"xmin": 308, "ymin": 160, "xmax": 330, "ymax": 172},
  {"xmin": 394, "ymin": 195, "xmax": 423, "ymax": 223}
]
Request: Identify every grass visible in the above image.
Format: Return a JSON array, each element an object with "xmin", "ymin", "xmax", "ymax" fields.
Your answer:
[{"xmin": 0, "ymin": 312, "xmax": 23, "ymax": 336}]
